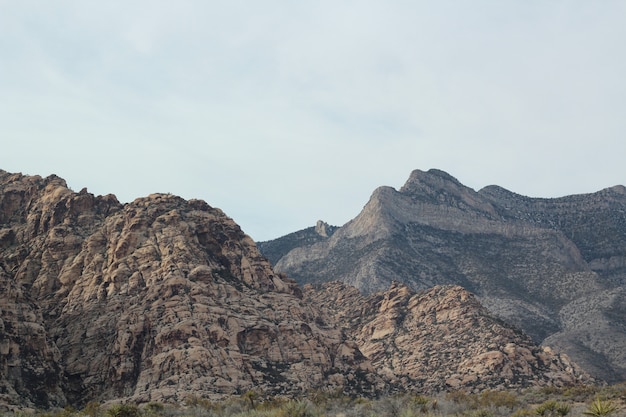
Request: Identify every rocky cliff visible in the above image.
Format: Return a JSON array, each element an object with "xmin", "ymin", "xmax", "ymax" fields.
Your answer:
[
  {"xmin": 304, "ymin": 281, "xmax": 592, "ymax": 393},
  {"xmin": 264, "ymin": 169, "xmax": 626, "ymax": 383},
  {"xmin": 0, "ymin": 169, "xmax": 601, "ymax": 410},
  {"xmin": 0, "ymin": 170, "xmax": 377, "ymax": 410}
]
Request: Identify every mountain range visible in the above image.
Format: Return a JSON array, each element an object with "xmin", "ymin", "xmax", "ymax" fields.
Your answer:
[
  {"xmin": 258, "ymin": 168, "xmax": 626, "ymax": 384},
  {"xmin": 0, "ymin": 168, "xmax": 613, "ymax": 410}
]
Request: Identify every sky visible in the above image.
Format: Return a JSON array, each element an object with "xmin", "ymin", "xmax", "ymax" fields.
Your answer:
[{"xmin": 1, "ymin": 1, "xmax": 625, "ymax": 241}]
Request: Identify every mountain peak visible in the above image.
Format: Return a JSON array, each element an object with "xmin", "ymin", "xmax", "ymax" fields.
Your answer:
[
  {"xmin": 397, "ymin": 168, "xmax": 497, "ymax": 217},
  {"xmin": 400, "ymin": 168, "xmax": 463, "ymax": 195},
  {"xmin": 263, "ymin": 168, "xmax": 626, "ymax": 383},
  {"xmin": 0, "ymin": 170, "xmax": 379, "ymax": 408}
]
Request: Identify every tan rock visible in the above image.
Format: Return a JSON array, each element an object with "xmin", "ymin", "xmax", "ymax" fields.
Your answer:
[
  {"xmin": 0, "ymin": 171, "xmax": 381, "ymax": 409},
  {"xmin": 305, "ymin": 282, "xmax": 593, "ymax": 393}
]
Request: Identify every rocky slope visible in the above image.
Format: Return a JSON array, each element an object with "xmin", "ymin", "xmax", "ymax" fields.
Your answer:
[
  {"xmin": 0, "ymin": 169, "xmax": 603, "ymax": 410},
  {"xmin": 258, "ymin": 221, "xmax": 338, "ymax": 267},
  {"xmin": 263, "ymin": 169, "xmax": 626, "ymax": 383},
  {"xmin": 304, "ymin": 281, "xmax": 592, "ymax": 393},
  {"xmin": 0, "ymin": 170, "xmax": 377, "ymax": 410}
]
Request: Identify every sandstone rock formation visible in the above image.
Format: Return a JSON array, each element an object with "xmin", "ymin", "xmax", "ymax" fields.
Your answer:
[
  {"xmin": 0, "ymin": 170, "xmax": 377, "ymax": 410},
  {"xmin": 0, "ymin": 169, "xmax": 602, "ymax": 411},
  {"xmin": 264, "ymin": 169, "xmax": 626, "ymax": 383},
  {"xmin": 304, "ymin": 281, "xmax": 592, "ymax": 393}
]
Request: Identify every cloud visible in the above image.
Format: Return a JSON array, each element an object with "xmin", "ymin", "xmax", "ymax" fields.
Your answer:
[{"xmin": 1, "ymin": 1, "xmax": 625, "ymax": 240}]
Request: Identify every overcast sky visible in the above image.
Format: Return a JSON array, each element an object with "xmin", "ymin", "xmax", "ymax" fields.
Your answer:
[{"xmin": 1, "ymin": 1, "xmax": 625, "ymax": 241}]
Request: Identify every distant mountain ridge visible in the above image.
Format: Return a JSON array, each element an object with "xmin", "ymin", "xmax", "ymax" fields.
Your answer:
[{"xmin": 260, "ymin": 169, "xmax": 626, "ymax": 383}]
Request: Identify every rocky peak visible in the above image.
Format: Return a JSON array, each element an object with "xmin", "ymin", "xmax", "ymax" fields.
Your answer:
[
  {"xmin": 0, "ymin": 171, "xmax": 380, "ymax": 410},
  {"xmin": 607, "ymin": 184, "xmax": 626, "ymax": 195},
  {"xmin": 401, "ymin": 168, "xmax": 464, "ymax": 192},
  {"xmin": 399, "ymin": 169, "xmax": 497, "ymax": 216},
  {"xmin": 315, "ymin": 220, "xmax": 330, "ymax": 237},
  {"xmin": 262, "ymin": 168, "xmax": 626, "ymax": 383},
  {"xmin": 305, "ymin": 282, "xmax": 592, "ymax": 393}
]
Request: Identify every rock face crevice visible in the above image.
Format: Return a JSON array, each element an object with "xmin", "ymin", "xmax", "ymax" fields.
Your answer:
[{"xmin": 264, "ymin": 168, "xmax": 626, "ymax": 383}]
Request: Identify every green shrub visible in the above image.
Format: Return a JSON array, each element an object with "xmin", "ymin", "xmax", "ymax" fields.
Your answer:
[
  {"xmin": 534, "ymin": 400, "xmax": 570, "ymax": 417},
  {"xmin": 408, "ymin": 394, "xmax": 434, "ymax": 413},
  {"xmin": 478, "ymin": 390, "xmax": 519, "ymax": 409},
  {"xmin": 583, "ymin": 397, "xmax": 619, "ymax": 417},
  {"xmin": 278, "ymin": 400, "xmax": 314, "ymax": 417},
  {"xmin": 241, "ymin": 391, "xmax": 259, "ymax": 410},
  {"xmin": 511, "ymin": 408, "xmax": 536, "ymax": 417},
  {"xmin": 106, "ymin": 404, "xmax": 141, "ymax": 417},
  {"xmin": 143, "ymin": 403, "xmax": 164, "ymax": 417}
]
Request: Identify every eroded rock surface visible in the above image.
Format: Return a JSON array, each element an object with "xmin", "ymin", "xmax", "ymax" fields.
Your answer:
[
  {"xmin": 304, "ymin": 281, "xmax": 592, "ymax": 393},
  {"xmin": 266, "ymin": 169, "xmax": 626, "ymax": 382},
  {"xmin": 0, "ymin": 170, "xmax": 377, "ymax": 409}
]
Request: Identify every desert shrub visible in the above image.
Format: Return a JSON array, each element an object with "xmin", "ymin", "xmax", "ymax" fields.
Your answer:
[
  {"xmin": 446, "ymin": 390, "xmax": 471, "ymax": 406},
  {"xmin": 143, "ymin": 403, "xmax": 164, "ymax": 417},
  {"xmin": 534, "ymin": 400, "xmax": 570, "ymax": 417},
  {"xmin": 405, "ymin": 394, "xmax": 440, "ymax": 415},
  {"xmin": 82, "ymin": 402, "xmax": 103, "ymax": 417},
  {"xmin": 257, "ymin": 397, "xmax": 289, "ymax": 412},
  {"xmin": 444, "ymin": 390, "xmax": 518, "ymax": 411},
  {"xmin": 35, "ymin": 407, "xmax": 79, "ymax": 417},
  {"xmin": 308, "ymin": 387, "xmax": 349, "ymax": 407},
  {"xmin": 561, "ymin": 385, "xmax": 597, "ymax": 402},
  {"xmin": 240, "ymin": 391, "xmax": 260, "ymax": 410},
  {"xmin": 511, "ymin": 408, "xmax": 536, "ymax": 417},
  {"xmin": 583, "ymin": 397, "xmax": 619, "ymax": 417},
  {"xmin": 275, "ymin": 399, "xmax": 316, "ymax": 417},
  {"xmin": 478, "ymin": 390, "xmax": 519, "ymax": 409},
  {"xmin": 106, "ymin": 404, "xmax": 141, "ymax": 417}
]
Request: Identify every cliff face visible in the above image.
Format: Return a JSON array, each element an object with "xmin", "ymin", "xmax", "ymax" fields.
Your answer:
[
  {"xmin": 304, "ymin": 282, "xmax": 592, "ymax": 394},
  {"xmin": 266, "ymin": 169, "xmax": 626, "ymax": 383},
  {"xmin": 0, "ymin": 170, "xmax": 376, "ymax": 409}
]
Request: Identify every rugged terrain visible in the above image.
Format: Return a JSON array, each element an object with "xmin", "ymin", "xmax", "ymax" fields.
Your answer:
[
  {"xmin": 0, "ymin": 171, "xmax": 376, "ymax": 409},
  {"xmin": 304, "ymin": 281, "xmax": 591, "ymax": 393},
  {"xmin": 260, "ymin": 169, "xmax": 626, "ymax": 383},
  {"xmin": 0, "ymin": 169, "xmax": 592, "ymax": 410}
]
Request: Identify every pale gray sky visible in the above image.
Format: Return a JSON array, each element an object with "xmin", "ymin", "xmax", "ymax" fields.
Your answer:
[{"xmin": 1, "ymin": 1, "xmax": 625, "ymax": 241}]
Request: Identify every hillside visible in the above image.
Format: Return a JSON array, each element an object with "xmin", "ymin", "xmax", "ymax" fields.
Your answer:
[
  {"xmin": 262, "ymin": 169, "xmax": 626, "ymax": 383},
  {"xmin": 0, "ymin": 170, "xmax": 376, "ymax": 409},
  {"xmin": 0, "ymin": 169, "xmax": 594, "ymax": 410},
  {"xmin": 304, "ymin": 281, "xmax": 591, "ymax": 393}
]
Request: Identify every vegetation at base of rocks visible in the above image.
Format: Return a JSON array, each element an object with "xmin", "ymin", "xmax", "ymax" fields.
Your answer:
[
  {"xmin": 533, "ymin": 400, "xmax": 571, "ymax": 417},
  {"xmin": 583, "ymin": 397, "xmax": 619, "ymax": 417},
  {"xmin": 4, "ymin": 384, "xmax": 626, "ymax": 417}
]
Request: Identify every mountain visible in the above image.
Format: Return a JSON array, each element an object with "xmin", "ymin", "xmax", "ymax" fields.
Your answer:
[
  {"xmin": 261, "ymin": 169, "xmax": 626, "ymax": 383},
  {"xmin": 259, "ymin": 220, "xmax": 339, "ymax": 267},
  {"xmin": 0, "ymin": 169, "xmax": 597, "ymax": 410},
  {"xmin": 0, "ymin": 170, "xmax": 377, "ymax": 410},
  {"xmin": 303, "ymin": 281, "xmax": 591, "ymax": 393}
]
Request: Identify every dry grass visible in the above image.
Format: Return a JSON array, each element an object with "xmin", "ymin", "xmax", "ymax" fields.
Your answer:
[{"xmin": 5, "ymin": 383, "xmax": 626, "ymax": 417}]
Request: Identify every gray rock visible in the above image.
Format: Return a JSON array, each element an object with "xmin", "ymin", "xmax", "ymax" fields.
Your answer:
[{"xmin": 263, "ymin": 168, "xmax": 626, "ymax": 382}]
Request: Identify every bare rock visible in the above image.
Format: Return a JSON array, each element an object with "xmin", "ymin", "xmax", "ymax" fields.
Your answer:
[
  {"xmin": 265, "ymin": 168, "xmax": 626, "ymax": 382},
  {"xmin": 305, "ymin": 282, "xmax": 593, "ymax": 393},
  {"xmin": 0, "ymin": 170, "xmax": 380, "ymax": 409}
]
